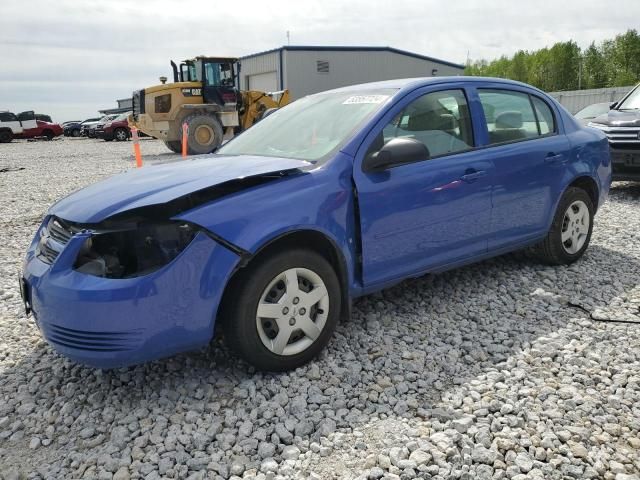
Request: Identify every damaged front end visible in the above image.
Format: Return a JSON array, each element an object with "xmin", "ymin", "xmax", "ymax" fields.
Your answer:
[
  {"xmin": 24, "ymin": 213, "xmax": 241, "ymax": 368},
  {"xmin": 21, "ymin": 155, "xmax": 311, "ymax": 368},
  {"xmin": 73, "ymin": 221, "xmax": 197, "ymax": 279}
]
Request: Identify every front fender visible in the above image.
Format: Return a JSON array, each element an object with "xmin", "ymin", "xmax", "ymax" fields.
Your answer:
[{"xmin": 175, "ymin": 154, "xmax": 360, "ymax": 294}]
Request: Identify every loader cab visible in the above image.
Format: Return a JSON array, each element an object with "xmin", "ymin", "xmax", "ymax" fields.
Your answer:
[{"xmin": 175, "ymin": 56, "xmax": 239, "ymax": 107}]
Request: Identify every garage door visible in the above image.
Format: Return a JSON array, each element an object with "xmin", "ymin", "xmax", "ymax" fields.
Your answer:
[{"xmin": 248, "ymin": 71, "xmax": 278, "ymax": 92}]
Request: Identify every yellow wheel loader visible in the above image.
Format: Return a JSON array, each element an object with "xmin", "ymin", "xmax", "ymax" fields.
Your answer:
[{"xmin": 129, "ymin": 56, "xmax": 290, "ymax": 154}]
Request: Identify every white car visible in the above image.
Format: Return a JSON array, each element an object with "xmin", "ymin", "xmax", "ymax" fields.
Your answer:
[{"xmin": 0, "ymin": 110, "xmax": 37, "ymax": 143}]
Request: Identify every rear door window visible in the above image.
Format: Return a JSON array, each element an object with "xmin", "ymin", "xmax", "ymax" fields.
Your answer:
[
  {"xmin": 478, "ymin": 89, "xmax": 557, "ymax": 145},
  {"xmin": 531, "ymin": 96, "xmax": 556, "ymax": 135}
]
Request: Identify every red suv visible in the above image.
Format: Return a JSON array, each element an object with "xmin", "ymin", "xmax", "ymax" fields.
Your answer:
[
  {"xmin": 16, "ymin": 120, "xmax": 63, "ymax": 140},
  {"xmin": 96, "ymin": 112, "xmax": 131, "ymax": 142}
]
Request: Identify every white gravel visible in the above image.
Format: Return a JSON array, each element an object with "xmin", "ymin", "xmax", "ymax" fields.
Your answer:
[{"xmin": 1, "ymin": 137, "xmax": 639, "ymax": 480}]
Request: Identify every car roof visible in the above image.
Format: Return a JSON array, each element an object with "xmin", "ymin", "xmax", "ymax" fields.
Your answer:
[{"xmin": 319, "ymin": 76, "xmax": 542, "ymax": 95}]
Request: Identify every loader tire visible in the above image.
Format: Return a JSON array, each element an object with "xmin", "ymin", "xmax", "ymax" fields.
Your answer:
[
  {"xmin": 183, "ymin": 113, "xmax": 224, "ymax": 155},
  {"xmin": 164, "ymin": 140, "xmax": 182, "ymax": 154}
]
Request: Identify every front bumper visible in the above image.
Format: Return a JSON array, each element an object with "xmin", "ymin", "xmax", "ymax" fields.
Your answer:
[
  {"xmin": 22, "ymin": 223, "xmax": 240, "ymax": 368},
  {"xmin": 610, "ymin": 146, "xmax": 640, "ymax": 181},
  {"xmin": 95, "ymin": 128, "xmax": 112, "ymax": 140}
]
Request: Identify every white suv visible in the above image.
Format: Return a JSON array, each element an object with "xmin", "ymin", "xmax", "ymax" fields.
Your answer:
[{"xmin": 0, "ymin": 110, "xmax": 37, "ymax": 143}]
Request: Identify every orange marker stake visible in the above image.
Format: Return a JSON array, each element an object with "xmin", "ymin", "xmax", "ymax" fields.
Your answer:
[
  {"xmin": 181, "ymin": 122, "xmax": 188, "ymax": 158},
  {"xmin": 131, "ymin": 127, "xmax": 142, "ymax": 168}
]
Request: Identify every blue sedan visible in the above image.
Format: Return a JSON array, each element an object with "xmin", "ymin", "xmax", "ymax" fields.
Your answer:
[{"xmin": 21, "ymin": 77, "xmax": 611, "ymax": 370}]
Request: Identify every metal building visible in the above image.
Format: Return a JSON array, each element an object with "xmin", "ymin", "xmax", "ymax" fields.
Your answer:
[
  {"xmin": 99, "ymin": 98, "xmax": 133, "ymax": 115},
  {"xmin": 239, "ymin": 46, "xmax": 465, "ymax": 99}
]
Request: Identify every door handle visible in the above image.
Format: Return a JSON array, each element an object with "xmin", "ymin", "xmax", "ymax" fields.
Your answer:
[
  {"xmin": 545, "ymin": 153, "xmax": 565, "ymax": 164},
  {"xmin": 460, "ymin": 170, "xmax": 487, "ymax": 182}
]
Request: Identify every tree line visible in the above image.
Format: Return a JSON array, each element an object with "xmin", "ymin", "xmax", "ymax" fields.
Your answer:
[{"xmin": 464, "ymin": 29, "xmax": 640, "ymax": 92}]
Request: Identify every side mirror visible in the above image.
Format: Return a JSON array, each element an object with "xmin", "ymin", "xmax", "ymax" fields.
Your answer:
[
  {"xmin": 609, "ymin": 102, "xmax": 617, "ymax": 110},
  {"xmin": 363, "ymin": 137, "xmax": 429, "ymax": 173}
]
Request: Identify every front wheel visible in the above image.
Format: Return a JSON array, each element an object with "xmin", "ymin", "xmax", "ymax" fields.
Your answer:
[
  {"xmin": 183, "ymin": 113, "xmax": 223, "ymax": 155},
  {"xmin": 114, "ymin": 128, "xmax": 129, "ymax": 142},
  {"xmin": 534, "ymin": 187, "xmax": 594, "ymax": 265},
  {"xmin": 222, "ymin": 249, "xmax": 341, "ymax": 371}
]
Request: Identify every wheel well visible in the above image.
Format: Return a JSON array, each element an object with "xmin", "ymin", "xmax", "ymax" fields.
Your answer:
[
  {"xmin": 569, "ymin": 176, "xmax": 599, "ymax": 211},
  {"xmin": 220, "ymin": 230, "xmax": 351, "ymax": 328}
]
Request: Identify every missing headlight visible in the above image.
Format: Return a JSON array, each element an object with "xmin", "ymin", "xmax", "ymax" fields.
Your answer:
[{"xmin": 74, "ymin": 222, "xmax": 196, "ymax": 278}]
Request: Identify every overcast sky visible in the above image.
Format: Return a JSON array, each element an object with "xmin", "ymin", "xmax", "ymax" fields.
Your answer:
[{"xmin": 1, "ymin": 0, "xmax": 638, "ymax": 122}]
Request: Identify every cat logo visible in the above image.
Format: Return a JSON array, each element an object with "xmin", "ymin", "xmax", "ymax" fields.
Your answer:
[{"xmin": 181, "ymin": 88, "xmax": 202, "ymax": 97}]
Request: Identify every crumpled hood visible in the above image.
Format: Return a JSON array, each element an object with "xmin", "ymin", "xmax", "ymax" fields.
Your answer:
[
  {"xmin": 50, "ymin": 154, "xmax": 310, "ymax": 223},
  {"xmin": 592, "ymin": 109, "xmax": 640, "ymax": 127}
]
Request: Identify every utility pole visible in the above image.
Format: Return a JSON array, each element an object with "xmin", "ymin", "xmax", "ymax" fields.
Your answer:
[
  {"xmin": 578, "ymin": 55, "xmax": 583, "ymax": 90},
  {"xmin": 286, "ymin": 31, "xmax": 290, "ymax": 46}
]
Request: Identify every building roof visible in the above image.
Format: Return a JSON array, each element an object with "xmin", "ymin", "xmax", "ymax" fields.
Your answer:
[
  {"xmin": 240, "ymin": 45, "xmax": 465, "ymax": 69},
  {"xmin": 98, "ymin": 107, "xmax": 131, "ymax": 115}
]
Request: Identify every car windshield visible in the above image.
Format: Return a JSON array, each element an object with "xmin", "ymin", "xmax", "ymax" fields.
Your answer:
[
  {"xmin": 575, "ymin": 103, "xmax": 609, "ymax": 119},
  {"xmin": 218, "ymin": 89, "xmax": 396, "ymax": 163},
  {"xmin": 618, "ymin": 86, "xmax": 640, "ymax": 110}
]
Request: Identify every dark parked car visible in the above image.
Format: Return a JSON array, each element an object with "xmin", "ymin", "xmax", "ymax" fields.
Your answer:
[
  {"xmin": 21, "ymin": 77, "xmax": 610, "ymax": 371},
  {"xmin": 588, "ymin": 83, "xmax": 640, "ymax": 181},
  {"xmin": 96, "ymin": 112, "xmax": 131, "ymax": 141},
  {"xmin": 574, "ymin": 102, "xmax": 610, "ymax": 126},
  {"xmin": 65, "ymin": 118, "xmax": 100, "ymax": 137}
]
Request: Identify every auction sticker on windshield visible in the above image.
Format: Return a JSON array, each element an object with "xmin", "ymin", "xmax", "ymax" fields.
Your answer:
[{"xmin": 342, "ymin": 95, "xmax": 390, "ymax": 104}]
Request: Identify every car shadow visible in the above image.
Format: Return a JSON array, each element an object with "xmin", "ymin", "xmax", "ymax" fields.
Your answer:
[
  {"xmin": 1, "ymin": 243, "xmax": 639, "ymax": 473},
  {"xmin": 610, "ymin": 180, "xmax": 640, "ymax": 200}
]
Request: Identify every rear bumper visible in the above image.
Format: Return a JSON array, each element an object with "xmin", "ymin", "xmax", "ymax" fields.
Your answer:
[
  {"xmin": 611, "ymin": 146, "xmax": 640, "ymax": 181},
  {"xmin": 22, "ymin": 226, "xmax": 240, "ymax": 369}
]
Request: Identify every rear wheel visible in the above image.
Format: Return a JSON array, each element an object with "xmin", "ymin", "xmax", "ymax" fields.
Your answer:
[
  {"xmin": 164, "ymin": 140, "xmax": 182, "ymax": 153},
  {"xmin": 183, "ymin": 113, "xmax": 224, "ymax": 155},
  {"xmin": 114, "ymin": 128, "xmax": 128, "ymax": 142},
  {"xmin": 43, "ymin": 130, "xmax": 54, "ymax": 141},
  {"xmin": 222, "ymin": 249, "xmax": 341, "ymax": 371},
  {"xmin": 0, "ymin": 130, "xmax": 12, "ymax": 143},
  {"xmin": 534, "ymin": 187, "xmax": 594, "ymax": 265}
]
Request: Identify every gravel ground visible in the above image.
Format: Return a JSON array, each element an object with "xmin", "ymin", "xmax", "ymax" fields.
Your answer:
[{"xmin": 1, "ymin": 137, "xmax": 639, "ymax": 480}]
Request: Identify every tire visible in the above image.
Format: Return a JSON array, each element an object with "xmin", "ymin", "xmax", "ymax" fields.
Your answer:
[
  {"xmin": 0, "ymin": 130, "xmax": 12, "ymax": 143},
  {"xmin": 258, "ymin": 108, "xmax": 278, "ymax": 121},
  {"xmin": 114, "ymin": 128, "xmax": 128, "ymax": 142},
  {"xmin": 164, "ymin": 140, "xmax": 182, "ymax": 153},
  {"xmin": 71, "ymin": 129, "xmax": 80, "ymax": 137},
  {"xmin": 222, "ymin": 249, "xmax": 341, "ymax": 371},
  {"xmin": 533, "ymin": 187, "xmax": 594, "ymax": 265},
  {"xmin": 43, "ymin": 130, "xmax": 54, "ymax": 141},
  {"xmin": 183, "ymin": 113, "xmax": 224, "ymax": 155}
]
